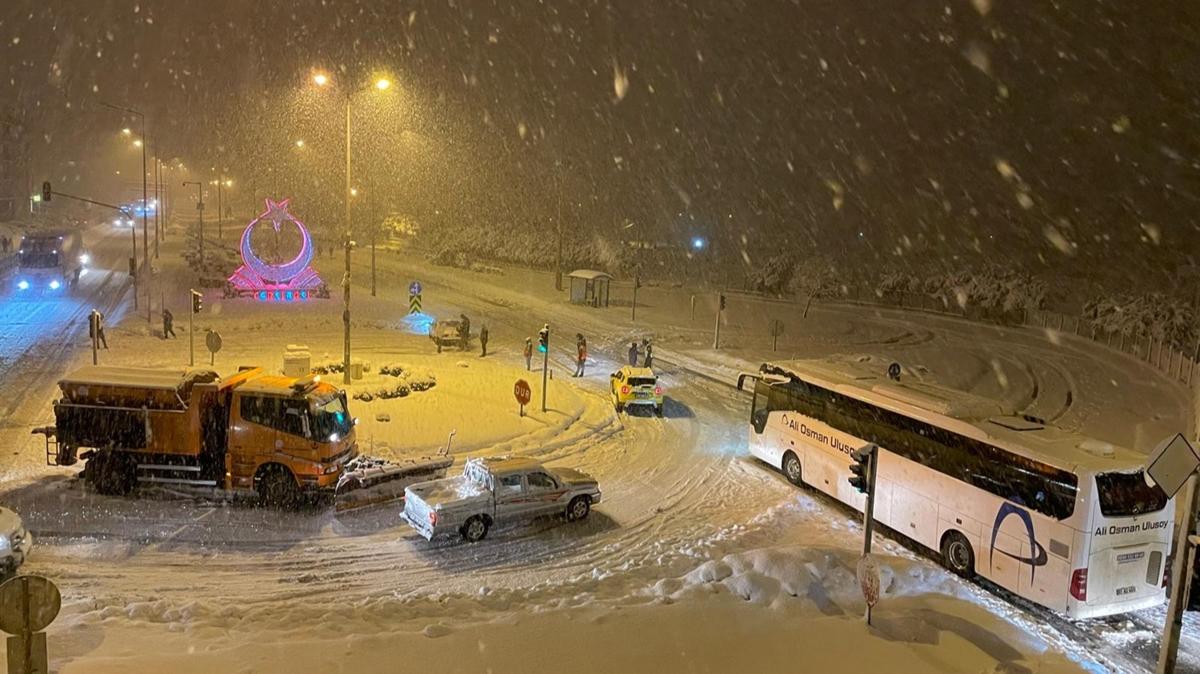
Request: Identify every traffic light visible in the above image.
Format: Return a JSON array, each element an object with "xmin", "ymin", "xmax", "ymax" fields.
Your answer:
[
  {"xmin": 848, "ymin": 444, "xmax": 877, "ymax": 494},
  {"xmin": 191, "ymin": 289, "xmax": 203, "ymax": 314},
  {"xmin": 719, "ymin": 293, "xmax": 727, "ymax": 311},
  {"xmin": 537, "ymin": 324, "xmax": 549, "ymax": 353},
  {"xmin": 41, "ymin": 181, "xmax": 51, "ymax": 202}
]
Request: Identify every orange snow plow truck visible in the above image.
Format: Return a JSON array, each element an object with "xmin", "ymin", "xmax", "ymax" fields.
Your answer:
[{"xmin": 37, "ymin": 365, "xmax": 451, "ymax": 509}]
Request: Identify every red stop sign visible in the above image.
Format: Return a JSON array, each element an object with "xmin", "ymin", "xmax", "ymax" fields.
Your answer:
[{"xmin": 513, "ymin": 379, "xmax": 532, "ymax": 406}]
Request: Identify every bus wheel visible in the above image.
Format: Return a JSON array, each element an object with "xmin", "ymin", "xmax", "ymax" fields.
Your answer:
[
  {"xmin": 782, "ymin": 451, "xmax": 803, "ymax": 487},
  {"xmin": 941, "ymin": 531, "xmax": 975, "ymax": 578}
]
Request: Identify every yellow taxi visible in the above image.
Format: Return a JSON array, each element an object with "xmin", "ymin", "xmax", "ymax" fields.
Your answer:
[{"xmin": 610, "ymin": 366, "xmax": 663, "ymax": 416}]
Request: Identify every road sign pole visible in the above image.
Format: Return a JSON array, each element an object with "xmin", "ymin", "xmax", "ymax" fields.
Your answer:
[
  {"xmin": 1158, "ymin": 473, "xmax": 1199, "ymax": 674},
  {"xmin": 541, "ymin": 349, "xmax": 549, "ymax": 413},
  {"xmin": 861, "ymin": 445, "xmax": 879, "ymax": 625}
]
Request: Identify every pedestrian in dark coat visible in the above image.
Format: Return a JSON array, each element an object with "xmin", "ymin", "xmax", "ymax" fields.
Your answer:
[
  {"xmin": 523, "ymin": 338, "xmax": 533, "ymax": 371},
  {"xmin": 628, "ymin": 341, "xmax": 639, "ymax": 367},
  {"xmin": 643, "ymin": 339, "xmax": 654, "ymax": 369},
  {"xmin": 162, "ymin": 308, "xmax": 176, "ymax": 338},
  {"xmin": 479, "ymin": 324, "xmax": 489, "ymax": 357}
]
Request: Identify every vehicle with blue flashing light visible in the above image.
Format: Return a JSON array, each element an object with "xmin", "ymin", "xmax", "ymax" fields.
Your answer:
[
  {"xmin": 16, "ymin": 229, "xmax": 88, "ymax": 292},
  {"xmin": 738, "ymin": 358, "xmax": 1173, "ymax": 619}
]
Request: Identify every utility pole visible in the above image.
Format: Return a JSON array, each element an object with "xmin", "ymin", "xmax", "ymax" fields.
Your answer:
[
  {"xmin": 343, "ymin": 92, "xmax": 353, "ymax": 385},
  {"xmin": 713, "ymin": 293, "xmax": 725, "ymax": 349},
  {"xmin": 216, "ymin": 178, "xmax": 223, "ymax": 240},
  {"xmin": 631, "ymin": 274, "xmax": 639, "ymax": 322},
  {"xmin": 1158, "ymin": 474, "xmax": 1199, "ymax": 674}
]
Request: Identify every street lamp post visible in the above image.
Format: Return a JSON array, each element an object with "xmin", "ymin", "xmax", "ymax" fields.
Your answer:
[
  {"xmin": 314, "ymin": 71, "xmax": 391, "ymax": 385},
  {"xmin": 102, "ymin": 101, "xmax": 147, "ymax": 312}
]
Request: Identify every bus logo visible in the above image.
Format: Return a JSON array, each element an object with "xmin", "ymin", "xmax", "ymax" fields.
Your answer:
[{"xmin": 989, "ymin": 502, "xmax": 1048, "ymax": 582}]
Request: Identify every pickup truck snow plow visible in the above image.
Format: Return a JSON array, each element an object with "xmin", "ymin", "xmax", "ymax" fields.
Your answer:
[{"xmin": 35, "ymin": 365, "xmax": 452, "ymax": 511}]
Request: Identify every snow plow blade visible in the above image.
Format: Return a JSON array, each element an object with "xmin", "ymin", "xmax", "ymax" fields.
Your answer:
[{"xmin": 334, "ymin": 455, "xmax": 455, "ymax": 513}]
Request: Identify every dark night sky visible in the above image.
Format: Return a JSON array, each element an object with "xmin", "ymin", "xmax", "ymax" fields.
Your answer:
[{"xmin": 3, "ymin": 0, "xmax": 1199, "ymax": 290}]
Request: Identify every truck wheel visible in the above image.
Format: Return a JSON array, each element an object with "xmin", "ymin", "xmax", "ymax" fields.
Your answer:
[
  {"xmin": 566, "ymin": 496, "xmax": 591, "ymax": 522},
  {"xmin": 941, "ymin": 531, "xmax": 975, "ymax": 578},
  {"xmin": 93, "ymin": 453, "xmax": 136, "ymax": 496},
  {"xmin": 461, "ymin": 516, "xmax": 489, "ymax": 542},
  {"xmin": 258, "ymin": 467, "xmax": 299, "ymax": 508}
]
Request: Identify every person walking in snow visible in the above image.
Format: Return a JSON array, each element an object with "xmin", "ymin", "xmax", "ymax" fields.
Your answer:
[
  {"xmin": 628, "ymin": 341, "xmax": 639, "ymax": 367},
  {"xmin": 90, "ymin": 311, "xmax": 109, "ymax": 349},
  {"xmin": 479, "ymin": 324, "xmax": 489, "ymax": 357},
  {"xmin": 575, "ymin": 334, "xmax": 587, "ymax": 377},
  {"xmin": 459, "ymin": 313, "xmax": 471, "ymax": 349},
  {"xmin": 523, "ymin": 337, "xmax": 533, "ymax": 371},
  {"xmin": 162, "ymin": 307, "xmax": 176, "ymax": 339},
  {"xmin": 643, "ymin": 338, "xmax": 654, "ymax": 370}
]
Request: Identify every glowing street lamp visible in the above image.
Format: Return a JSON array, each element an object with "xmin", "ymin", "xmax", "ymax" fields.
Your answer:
[
  {"xmin": 132, "ymin": 139, "xmax": 144, "ymax": 148},
  {"xmin": 350, "ymin": 187, "xmax": 359, "ymax": 197},
  {"xmin": 310, "ymin": 68, "xmax": 396, "ymax": 384},
  {"xmin": 294, "ymin": 139, "xmax": 306, "ymax": 148},
  {"xmin": 121, "ymin": 128, "xmax": 132, "ymax": 136}
]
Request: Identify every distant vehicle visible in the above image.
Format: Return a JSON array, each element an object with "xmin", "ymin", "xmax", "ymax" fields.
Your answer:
[
  {"xmin": 16, "ymin": 229, "xmax": 87, "ymax": 292},
  {"xmin": 111, "ymin": 214, "xmax": 135, "ymax": 228},
  {"xmin": 430, "ymin": 318, "xmax": 467, "ymax": 353},
  {"xmin": 610, "ymin": 366, "xmax": 663, "ymax": 416},
  {"xmin": 36, "ymin": 366, "xmax": 451, "ymax": 509},
  {"xmin": 738, "ymin": 359, "xmax": 1173, "ymax": 619},
  {"xmin": 403, "ymin": 457, "xmax": 601, "ymax": 542},
  {"xmin": 0, "ymin": 506, "xmax": 31, "ymax": 578}
]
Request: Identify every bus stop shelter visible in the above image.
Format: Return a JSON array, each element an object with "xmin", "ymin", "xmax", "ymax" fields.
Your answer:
[{"xmin": 568, "ymin": 269, "xmax": 612, "ymax": 307}]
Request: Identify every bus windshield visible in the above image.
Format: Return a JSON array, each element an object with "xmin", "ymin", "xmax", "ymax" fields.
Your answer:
[
  {"xmin": 19, "ymin": 238, "xmax": 60, "ymax": 268},
  {"xmin": 1095, "ymin": 471, "xmax": 1169, "ymax": 517}
]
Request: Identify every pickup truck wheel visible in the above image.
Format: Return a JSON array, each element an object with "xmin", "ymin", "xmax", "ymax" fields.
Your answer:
[
  {"xmin": 462, "ymin": 516, "xmax": 489, "ymax": 543},
  {"xmin": 258, "ymin": 468, "xmax": 299, "ymax": 508},
  {"xmin": 566, "ymin": 496, "xmax": 591, "ymax": 522}
]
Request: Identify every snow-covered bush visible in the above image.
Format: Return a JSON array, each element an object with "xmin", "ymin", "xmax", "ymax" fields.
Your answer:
[
  {"xmin": 1082, "ymin": 293, "xmax": 1196, "ymax": 350},
  {"xmin": 916, "ymin": 268, "xmax": 1047, "ymax": 318}
]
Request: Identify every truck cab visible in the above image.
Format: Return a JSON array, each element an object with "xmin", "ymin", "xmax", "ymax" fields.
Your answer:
[{"xmin": 226, "ymin": 373, "xmax": 358, "ymax": 501}]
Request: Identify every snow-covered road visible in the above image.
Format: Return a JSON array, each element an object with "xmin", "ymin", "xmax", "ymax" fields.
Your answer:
[{"xmin": 0, "ymin": 224, "xmax": 1194, "ymax": 672}]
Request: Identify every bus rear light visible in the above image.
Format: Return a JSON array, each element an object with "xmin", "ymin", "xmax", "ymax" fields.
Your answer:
[
  {"xmin": 428, "ymin": 511, "xmax": 438, "ymax": 526},
  {"xmin": 1070, "ymin": 568, "xmax": 1088, "ymax": 602},
  {"xmin": 655, "ymin": 387, "xmax": 662, "ymax": 395}
]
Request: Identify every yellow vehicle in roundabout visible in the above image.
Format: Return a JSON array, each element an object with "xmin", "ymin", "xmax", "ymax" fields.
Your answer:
[{"xmin": 609, "ymin": 366, "xmax": 664, "ymax": 416}]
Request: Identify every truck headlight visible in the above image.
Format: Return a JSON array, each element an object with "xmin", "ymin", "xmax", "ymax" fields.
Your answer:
[
  {"xmin": 16, "ymin": 280, "xmax": 29, "ymax": 290},
  {"xmin": 49, "ymin": 280, "xmax": 61, "ymax": 290}
]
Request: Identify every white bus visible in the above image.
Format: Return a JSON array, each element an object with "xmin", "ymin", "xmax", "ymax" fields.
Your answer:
[{"xmin": 738, "ymin": 359, "xmax": 1173, "ymax": 619}]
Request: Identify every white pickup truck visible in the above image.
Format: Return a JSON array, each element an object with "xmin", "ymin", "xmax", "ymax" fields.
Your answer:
[{"xmin": 402, "ymin": 457, "xmax": 601, "ymax": 542}]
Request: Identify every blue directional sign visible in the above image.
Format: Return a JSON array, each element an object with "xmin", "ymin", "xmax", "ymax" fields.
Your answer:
[{"xmin": 409, "ymin": 281, "xmax": 422, "ymax": 296}]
